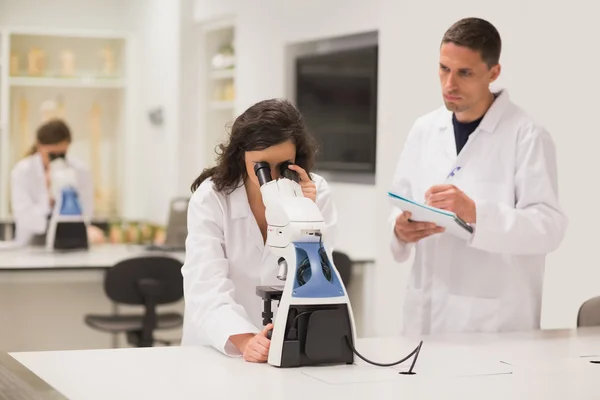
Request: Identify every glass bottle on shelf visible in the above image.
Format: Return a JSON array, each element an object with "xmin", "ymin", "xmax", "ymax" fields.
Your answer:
[
  {"xmin": 211, "ymin": 43, "xmax": 235, "ymax": 71},
  {"xmin": 27, "ymin": 48, "xmax": 46, "ymax": 76},
  {"xmin": 223, "ymin": 81, "xmax": 235, "ymax": 101},
  {"xmin": 212, "ymin": 85, "xmax": 220, "ymax": 101},
  {"xmin": 10, "ymin": 52, "xmax": 19, "ymax": 76},
  {"xmin": 60, "ymin": 50, "xmax": 75, "ymax": 77},
  {"xmin": 100, "ymin": 46, "xmax": 116, "ymax": 77}
]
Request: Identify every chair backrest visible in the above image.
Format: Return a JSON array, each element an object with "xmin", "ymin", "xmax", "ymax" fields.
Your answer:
[
  {"xmin": 332, "ymin": 251, "xmax": 352, "ymax": 288},
  {"xmin": 577, "ymin": 296, "xmax": 600, "ymax": 327},
  {"xmin": 105, "ymin": 256, "xmax": 183, "ymax": 306},
  {"xmin": 164, "ymin": 197, "xmax": 189, "ymax": 247}
]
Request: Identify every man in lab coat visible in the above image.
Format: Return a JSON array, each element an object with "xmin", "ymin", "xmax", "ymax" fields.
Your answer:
[{"xmin": 390, "ymin": 17, "xmax": 568, "ymax": 335}]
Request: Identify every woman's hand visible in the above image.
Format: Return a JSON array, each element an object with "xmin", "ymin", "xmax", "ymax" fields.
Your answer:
[
  {"xmin": 230, "ymin": 324, "xmax": 273, "ymax": 363},
  {"xmin": 242, "ymin": 324, "xmax": 273, "ymax": 362},
  {"xmin": 288, "ymin": 165, "xmax": 317, "ymax": 202},
  {"xmin": 87, "ymin": 225, "xmax": 107, "ymax": 244}
]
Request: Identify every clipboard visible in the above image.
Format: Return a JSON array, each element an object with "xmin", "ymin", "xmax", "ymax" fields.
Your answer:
[{"xmin": 387, "ymin": 191, "xmax": 473, "ymax": 240}]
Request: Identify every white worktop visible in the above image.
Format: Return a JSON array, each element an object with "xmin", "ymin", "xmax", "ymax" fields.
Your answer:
[
  {"xmin": 10, "ymin": 327, "xmax": 600, "ymax": 399},
  {"xmin": 0, "ymin": 243, "xmax": 185, "ymax": 270}
]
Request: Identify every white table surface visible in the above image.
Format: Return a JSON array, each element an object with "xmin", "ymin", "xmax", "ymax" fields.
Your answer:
[
  {"xmin": 0, "ymin": 244, "xmax": 185, "ymax": 270},
  {"xmin": 9, "ymin": 327, "xmax": 600, "ymax": 400}
]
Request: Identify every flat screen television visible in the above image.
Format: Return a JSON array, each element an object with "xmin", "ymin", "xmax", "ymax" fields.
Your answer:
[{"xmin": 295, "ymin": 45, "xmax": 378, "ymax": 173}]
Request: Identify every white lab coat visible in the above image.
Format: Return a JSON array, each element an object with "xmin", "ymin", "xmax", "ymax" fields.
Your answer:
[
  {"xmin": 10, "ymin": 153, "xmax": 93, "ymax": 244},
  {"xmin": 181, "ymin": 173, "xmax": 337, "ymax": 355},
  {"xmin": 390, "ymin": 90, "xmax": 567, "ymax": 335}
]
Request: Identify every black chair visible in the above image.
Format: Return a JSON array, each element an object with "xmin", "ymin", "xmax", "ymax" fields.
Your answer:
[
  {"xmin": 577, "ymin": 296, "xmax": 600, "ymax": 327},
  {"xmin": 85, "ymin": 256, "xmax": 184, "ymax": 347},
  {"xmin": 332, "ymin": 251, "xmax": 353, "ymax": 288}
]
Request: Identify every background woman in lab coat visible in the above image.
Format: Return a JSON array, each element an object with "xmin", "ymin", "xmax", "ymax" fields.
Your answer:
[
  {"xmin": 10, "ymin": 119, "xmax": 96, "ymax": 245},
  {"xmin": 181, "ymin": 98, "xmax": 337, "ymax": 363}
]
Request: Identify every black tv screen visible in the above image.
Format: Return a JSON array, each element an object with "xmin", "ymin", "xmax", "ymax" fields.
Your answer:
[{"xmin": 295, "ymin": 45, "xmax": 378, "ymax": 173}]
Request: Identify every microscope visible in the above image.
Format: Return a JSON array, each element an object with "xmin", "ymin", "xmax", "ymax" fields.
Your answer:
[
  {"xmin": 254, "ymin": 161, "xmax": 357, "ymax": 368},
  {"xmin": 45, "ymin": 153, "xmax": 89, "ymax": 251}
]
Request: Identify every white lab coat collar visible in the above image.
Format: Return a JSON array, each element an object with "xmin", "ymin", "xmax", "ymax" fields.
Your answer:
[
  {"xmin": 228, "ymin": 181, "xmax": 265, "ymax": 252},
  {"xmin": 229, "ymin": 182, "xmax": 250, "ymax": 220},
  {"xmin": 32, "ymin": 152, "xmax": 46, "ymax": 178},
  {"xmin": 437, "ymin": 89, "xmax": 511, "ymax": 133}
]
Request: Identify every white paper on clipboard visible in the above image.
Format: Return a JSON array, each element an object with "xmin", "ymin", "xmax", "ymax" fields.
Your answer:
[{"xmin": 388, "ymin": 191, "xmax": 473, "ymax": 240}]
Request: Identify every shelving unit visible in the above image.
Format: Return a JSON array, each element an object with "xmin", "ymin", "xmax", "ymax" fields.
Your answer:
[
  {"xmin": 9, "ymin": 76, "xmax": 125, "ymax": 89},
  {"xmin": 0, "ymin": 28, "xmax": 132, "ymax": 222},
  {"xmin": 201, "ymin": 18, "xmax": 236, "ymax": 165}
]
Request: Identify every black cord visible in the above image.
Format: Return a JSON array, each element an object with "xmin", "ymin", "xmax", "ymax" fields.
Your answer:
[
  {"xmin": 318, "ymin": 247, "xmax": 333, "ymax": 282},
  {"xmin": 296, "ymin": 234, "xmax": 333, "ymax": 285},
  {"xmin": 345, "ymin": 336, "xmax": 423, "ymax": 369},
  {"xmin": 315, "ymin": 231, "xmax": 322, "ymax": 243},
  {"xmin": 290, "ymin": 311, "xmax": 312, "ymax": 329},
  {"xmin": 402, "ymin": 341, "xmax": 423, "ymax": 375},
  {"xmin": 314, "ymin": 232, "xmax": 333, "ymax": 282},
  {"xmin": 296, "ymin": 257, "xmax": 311, "ymax": 286}
]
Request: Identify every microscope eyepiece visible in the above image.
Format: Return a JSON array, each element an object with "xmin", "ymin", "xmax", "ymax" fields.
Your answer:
[
  {"xmin": 254, "ymin": 162, "xmax": 272, "ymax": 186},
  {"xmin": 279, "ymin": 161, "xmax": 299, "ymax": 183},
  {"xmin": 49, "ymin": 152, "xmax": 66, "ymax": 162}
]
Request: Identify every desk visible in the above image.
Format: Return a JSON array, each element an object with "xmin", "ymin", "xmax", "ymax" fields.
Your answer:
[
  {"xmin": 0, "ymin": 243, "xmax": 185, "ymax": 271},
  {"xmin": 4, "ymin": 328, "xmax": 600, "ymax": 399},
  {"xmin": 0, "ymin": 244, "xmax": 186, "ymax": 352}
]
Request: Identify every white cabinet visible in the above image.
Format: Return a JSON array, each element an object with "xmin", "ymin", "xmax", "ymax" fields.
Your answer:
[{"xmin": 0, "ymin": 28, "xmax": 132, "ymax": 221}]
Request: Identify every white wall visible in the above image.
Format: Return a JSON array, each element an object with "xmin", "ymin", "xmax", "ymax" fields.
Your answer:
[
  {"xmin": 194, "ymin": 0, "xmax": 600, "ymax": 336},
  {"xmin": 194, "ymin": 0, "xmax": 382, "ymax": 262},
  {"xmin": 127, "ymin": 0, "xmax": 183, "ymax": 224},
  {"xmin": 194, "ymin": 0, "xmax": 237, "ymax": 22},
  {"xmin": 128, "ymin": 0, "xmax": 202, "ymax": 223},
  {"xmin": 0, "ymin": 0, "xmax": 135, "ymax": 31},
  {"xmin": 177, "ymin": 0, "xmax": 204, "ymax": 197}
]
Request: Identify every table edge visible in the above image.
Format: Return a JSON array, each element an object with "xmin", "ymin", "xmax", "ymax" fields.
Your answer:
[{"xmin": 0, "ymin": 352, "xmax": 67, "ymax": 399}]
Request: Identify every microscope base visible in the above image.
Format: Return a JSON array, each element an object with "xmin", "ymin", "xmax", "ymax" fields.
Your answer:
[
  {"xmin": 277, "ymin": 303, "xmax": 354, "ymax": 368},
  {"xmin": 49, "ymin": 221, "xmax": 89, "ymax": 251}
]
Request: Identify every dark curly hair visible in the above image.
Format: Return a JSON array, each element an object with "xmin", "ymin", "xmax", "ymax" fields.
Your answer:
[{"xmin": 191, "ymin": 98, "xmax": 318, "ymax": 194}]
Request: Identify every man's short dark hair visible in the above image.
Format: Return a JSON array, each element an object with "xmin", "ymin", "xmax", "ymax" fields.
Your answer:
[{"xmin": 442, "ymin": 17, "xmax": 501, "ymax": 68}]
